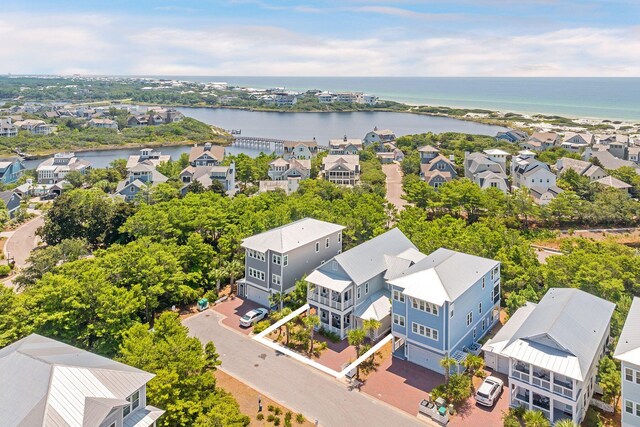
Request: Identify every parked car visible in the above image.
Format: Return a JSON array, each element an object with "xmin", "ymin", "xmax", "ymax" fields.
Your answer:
[
  {"xmin": 474, "ymin": 376, "xmax": 504, "ymax": 407},
  {"xmin": 239, "ymin": 308, "xmax": 269, "ymax": 327}
]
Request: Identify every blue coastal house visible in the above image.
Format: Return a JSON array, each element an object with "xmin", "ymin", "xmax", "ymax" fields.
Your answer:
[
  {"xmin": 0, "ymin": 157, "xmax": 25, "ymax": 184},
  {"xmin": 496, "ymin": 130, "xmax": 528, "ymax": 143},
  {"xmin": 615, "ymin": 297, "xmax": 640, "ymax": 427},
  {"xmin": 388, "ymin": 248, "xmax": 501, "ymax": 374}
]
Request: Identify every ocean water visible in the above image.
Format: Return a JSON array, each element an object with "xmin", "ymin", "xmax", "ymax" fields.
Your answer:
[{"xmin": 155, "ymin": 76, "xmax": 640, "ymax": 122}]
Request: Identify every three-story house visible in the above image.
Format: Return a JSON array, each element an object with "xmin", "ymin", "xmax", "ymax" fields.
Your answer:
[{"xmin": 615, "ymin": 297, "xmax": 640, "ymax": 427}]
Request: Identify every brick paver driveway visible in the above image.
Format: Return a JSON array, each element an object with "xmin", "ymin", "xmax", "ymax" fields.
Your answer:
[
  {"xmin": 314, "ymin": 336, "xmax": 357, "ymax": 372},
  {"xmin": 212, "ymin": 296, "xmax": 264, "ymax": 335},
  {"xmin": 362, "ymin": 355, "xmax": 444, "ymax": 415},
  {"xmin": 450, "ymin": 370, "xmax": 509, "ymax": 427}
]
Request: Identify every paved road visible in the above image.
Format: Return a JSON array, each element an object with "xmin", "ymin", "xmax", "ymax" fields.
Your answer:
[
  {"xmin": 382, "ymin": 163, "xmax": 407, "ymax": 211},
  {"xmin": 4, "ymin": 214, "xmax": 44, "ymax": 268},
  {"xmin": 184, "ymin": 310, "xmax": 426, "ymax": 427}
]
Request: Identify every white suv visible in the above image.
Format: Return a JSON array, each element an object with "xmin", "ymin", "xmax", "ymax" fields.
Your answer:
[{"xmin": 474, "ymin": 376, "xmax": 504, "ymax": 407}]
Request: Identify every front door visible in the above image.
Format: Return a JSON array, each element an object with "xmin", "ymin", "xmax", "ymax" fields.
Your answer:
[{"xmin": 238, "ymin": 283, "xmax": 245, "ymax": 297}]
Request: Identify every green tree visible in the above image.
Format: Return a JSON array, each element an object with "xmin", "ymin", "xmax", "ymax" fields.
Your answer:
[
  {"xmin": 553, "ymin": 420, "xmax": 577, "ymax": 427},
  {"xmin": 302, "ymin": 314, "xmax": 321, "ymax": 357},
  {"xmin": 440, "ymin": 355, "xmax": 457, "ymax": 383},
  {"xmin": 597, "ymin": 356, "xmax": 621, "ymax": 408},
  {"xmin": 362, "ymin": 318, "xmax": 381, "ymax": 341},
  {"xmin": 347, "ymin": 328, "xmax": 367, "ymax": 380},
  {"xmin": 462, "ymin": 354, "xmax": 484, "ymax": 377},
  {"xmin": 522, "ymin": 410, "xmax": 550, "ymax": 427},
  {"xmin": 118, "ymin": 312, "xmax": 250, "ymax": 427}
]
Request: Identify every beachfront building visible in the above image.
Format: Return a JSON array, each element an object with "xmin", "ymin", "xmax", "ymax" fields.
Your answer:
[
  {"xmin": 329, "ymin": 136, "xmax": 363, "ymax": 155},
  {"xmin": 36, "ymin": 152, "xmax": 91, "ymax": 185},
  {"xmin": 464, "ymin": 149, "xmax": 509, "ymax": 192},
  {"xmin": 0, "ymin": 118, "xmax": 18, "ymax": 137},
  {"xmin": 555, "ymin": 157, "xmax": 608, "ymax": 182},
  {"xmin": 483, "ymin": 288, "xmax": 614, "ymax": 425},
  {"xmin": 363, "ymin": 127, "xmax": 396, "ymax": 147},
  {"xmin": 0, "ymin": 334, "xmax": 164, "ymax": 427},
  {"xmin": 0, "ymin": 157, "xmax": 25, "ymax": 184},
  {"xmin": 283, "ymin": 140, "xmax": 318, "ymax": 160},
  {"xmin": 268, "ymin": 158, "xmax": 310, "ymax": 181},
  {"xmin": 189, "ymin": 143, "xmax": 226, "ymax": 167},
  {"xmin": 510, "ymin": 151, "xmax": 556, "ymax": 192},
  {"xmin": 321, "ymin": 155, "xmax": 360, "ymax": 186},
  {"xmin": 389, "ymin": 248, "xmax": 501, "ymax": 374},
  {"xmin": 306, "ymin": 228, "xmax": 427, "ymax": 340},
  {"xmin": 238, "ymin": 218, "xmax": 345, "ymax": 306},
  {"xmin": 614, "ymin": 297, "xmax": 640, "ymax": 427}
]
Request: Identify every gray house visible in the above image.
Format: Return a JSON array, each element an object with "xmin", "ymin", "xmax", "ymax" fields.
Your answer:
[
  {"xmin": 614, "ymin": 297, "xmax": 640, "ymax": 427},
  {"xmin": 0, "ymin": 190, "xmax": 22, "ymax": 218},
  {"xmin": 0, "ymin": 334, "xmax": 164, "ymax": 427},
  {"xmin": 306, "ymin": 228, "xmax": 427, "ymax": 339},
  {"xmin": 238, "ymin": 218, "xmax": 345, "ymax": 307},
  {"xmin": 483, "ymin": 288, "xmax": 614, "ymax": 425}
]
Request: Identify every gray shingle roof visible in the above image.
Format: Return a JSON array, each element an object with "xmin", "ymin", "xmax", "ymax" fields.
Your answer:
[
  {"xmin": 614, "ymin": 297, "xmax": 640, "ymax": 365},
  {"xmin": 241, "ymin": 218, "xmax": 345, "ymax": 253}
]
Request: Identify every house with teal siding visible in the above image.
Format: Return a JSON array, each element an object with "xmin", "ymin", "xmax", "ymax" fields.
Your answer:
[
  {"xmin": 389, "ymin": 248, "xmax": 501, "ymax": 374},
  {"xmin": 0, "ymin": 157, "xmax": 25, "ymax": 184}
]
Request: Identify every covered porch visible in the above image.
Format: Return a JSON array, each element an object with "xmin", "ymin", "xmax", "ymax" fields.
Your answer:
[{"xmin": 353, "ymin": 289, "xmax": 392, "ymax": 340}]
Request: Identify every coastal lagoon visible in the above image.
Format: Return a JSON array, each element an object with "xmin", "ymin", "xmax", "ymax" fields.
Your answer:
[{"xmin": 23, "ymin": 108, "xmax": 506, "ymax": 169}]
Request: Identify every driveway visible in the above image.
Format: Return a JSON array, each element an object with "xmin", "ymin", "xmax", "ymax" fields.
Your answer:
[
  {"xmin": 212, "ymin": 296, "xmax": 264, "ymax": 335},
  {"xmin": 184, "ymin": 310, "xmax": 426, "ymax": 427},
  {"xmin": 382, "ymin": 163, "xmax": 407, "ymax": 211},
  {"xmin": 4, "ymin": 214, "xmax": 44, "ymax": 269},
  {"xmin": 451, "ymin": 370, "xmax": 509, "ymax": 427}
]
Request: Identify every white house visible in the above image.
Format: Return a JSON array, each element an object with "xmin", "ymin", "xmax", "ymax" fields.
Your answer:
[
  {"xmin": 483, "ymin": 288, "xmax": 614, "ymax": 425},
  {"xmin": 511, "ymin": 151, "xmax": 556, "ymax": 192},
  {"xmin": 321, "ymin": 155, "xmax": 360, "ymax": 186}
]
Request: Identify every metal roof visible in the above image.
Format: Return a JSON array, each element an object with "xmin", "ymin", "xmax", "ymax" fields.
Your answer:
[
  {"xmin": 389, "ymin": 248, "xmax": 499, "ymax": 306},
  {"xmin": 482, "ymin": 302, "xmax": 537, "ymax": 355},
  {"xmin": 501, "ymin": 288, "xmax": 615, "ymax": 381},
  {"xmin": 354, "ymin": 289, "xmax": 392, "ymax": 321},
  {"xmin": 241, "ymin": 218, "xmax": 345, "ymax": 253},
  {"xmin": 615, "ymin": 297, "xmax": 640, "ymax": 366},
  {"xmin": 0, "ymin": 334, "xmax": 157, "ymax": 427}
]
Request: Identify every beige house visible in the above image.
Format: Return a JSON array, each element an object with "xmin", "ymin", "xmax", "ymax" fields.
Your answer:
[{"xmin": 321, "ymin": 155, "xmax": 360, "ymax": 186}]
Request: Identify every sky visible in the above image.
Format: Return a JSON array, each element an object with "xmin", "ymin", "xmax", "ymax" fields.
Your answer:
[{"xmin": 2, "ymin": 0, "xmax": 640, "ymax": 77}]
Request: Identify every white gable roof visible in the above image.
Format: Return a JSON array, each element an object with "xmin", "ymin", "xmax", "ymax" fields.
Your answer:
[{"xmin": 241, "ymin": 218, "xmax": 344, "ymax": 253}]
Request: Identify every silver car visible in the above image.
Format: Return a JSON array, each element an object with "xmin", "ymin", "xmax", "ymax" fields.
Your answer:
[
  {"xmin": 474, "ymin": 376, "xmax": 504, "ymax": 407},
  {"xmin": 239, "ymin": 308, "xmax": 269, "ymax": 327}
]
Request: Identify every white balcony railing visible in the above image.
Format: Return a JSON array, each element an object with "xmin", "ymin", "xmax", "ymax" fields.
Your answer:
[{"xmin": 512, "ymin": 370, "xmax": 530, "ymax": 383}]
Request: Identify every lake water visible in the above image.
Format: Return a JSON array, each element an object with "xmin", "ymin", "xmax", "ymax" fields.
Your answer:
[
  {"xmin": 23, "ymin": 108, "xmax": 506, "ymax": 169},
  {"xmin": 158, "ymin": 76, "xmax": 640, "ymax": 121}
]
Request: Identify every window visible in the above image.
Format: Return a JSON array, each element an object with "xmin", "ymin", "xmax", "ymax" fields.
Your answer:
[
  {"xmin": 473, "ymin": 328, "xmax": 477, "ymax": 339},
  {"xmin": 365, "ymin": 282, "xmax": 369, "ymax": 294},
  {"xmin": 393, "ymin": 314, "xmax": 405, "ymax": 327},
  {"xmin": 272, "ymin": 274, "xmax": 281, "ymax": 286},
  {"xmin": 637, "ymin": 402, "xmax": 640, "ymax": 417},
  {"xmin": 482, "ymin": 277, "xmax": 485, "ymax": 289},
  {"xmin": 630, "ymin": 401, "xmax": 637, "ymax": 414},
  {"xmin": 325, "ymin": 237, "xmax": 330, "ymax": 248},
  {"xmin": 393, "ymin": 290, "xmax": 405, "ymax": 303},
  {"xmin": 315, "ymin": 242, "xmax": 319, "ymax": 252},
  {"xmin": 272, "ymin": 254, "xmax": 281, "ymax": 265},
  {"xmin": 450, "ymin": 304, "xmax": 454, "ymax": 318},
  {"xmin": 338, "ymin": 233, "xmax": 341, "ymax": 243},
  {"xmin": 626, "ymin": 368, "xmax": 634, "ymax": 382},
  {"xmin": 357, "ymin": 286, "xmax": 361, "ymax": 299},
  {"xmin": 492, "ymin": 266, "xmax": 499, "ymax": 280},
  {"xmin": 248, "ymin": 268, "xmax": 265, "ymax": 281},
  {"xmin": 283, "ymin": 255, "xmax": 288, "ymax": 267},
  {"xmin": 131, "ymin": 390, "xmax": 140, "ymax": 411},
  {"xmin": 247, "ymin": 249, "xmax": 265, "ymax": 261},
  {"xmin": 411, "ymin": 322, "xmax": 438, "ymax": 341},
  {"xmin": 466, "ymin": 311, "xmax": 473, "ymax": 326},
  {"xmin": 412, "ymin": 299, "xmax": 438, "ymax": 315},
  {"xmin": 482, "ymin": 318, "xmax": 486, "ymax": 331},
  {"xmin": 478, "ymin": 302, "xmax": 482, "ymax": 314}
]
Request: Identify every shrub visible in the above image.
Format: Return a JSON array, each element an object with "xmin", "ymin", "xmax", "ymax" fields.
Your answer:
[
  {"xmin": 274, "ymin": 407, "xmax": 282, "ymax": 415},
  {"xmin": 274, "ymin": 417, "xmax": 281, "ymax": 426},
  {"xmin": 0, "ymin": 265, "xmax": 11, "ymax": 277},
  {"xmin": 430, "ymin": 374, "xmax": 472, "ymax": 404},
  {"xmin": 254, "ymin": 320, "xmax": 272, "ymax": 334},
  {"xmin": 267, "ymin": 405, "xmax": 275, "ymax": 412},
  {"xmin": 512, "ymin": 406, "xmax": 526, "ymax": 418},
  {"xmin": 319, "ymin": 327, "xmax": 341, "ymax": 343},
  {"xmin": 285, "ymin": 411, "xmax": 292, "ymax": 422},
  {"xmin": 296, "ymin": 413, "xmax": 305, "ymax": 424},
  {"xmin": 267, "ymin": 414, "xmax": 275, "ymax": 422},
  {"xmin": 256, "ymin": 413, "xmax": 264, "ymax": 421},
  {"xmin": 203, "ymin": 289, "xmax": 218, "ymax": 303}
]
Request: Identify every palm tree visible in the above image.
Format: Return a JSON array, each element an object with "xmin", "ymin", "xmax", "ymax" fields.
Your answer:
[
  {"xmin": 522, "ymin": 410, "xmax": 550, "ymax": 427},
  {"xmin": 347, "ymin": 328, "xmax": 367, "ymax": 379},
  {"xmin": 362, "ymin": 318, "xmax": 381, "ymax": 342},
  {"xmin": 462, "ymin": 354, "xmax": 484, "ymax": 377},
  {"xmin": 440, "ymin": 356, "xmax": 457, "ymax": 384},
  {"xmin": 280, "ymin": 307, "xmax": 292, "ymax": 345},
  {"xmin": 554, "ymin": 420, "xmax": 577, "ymax": 427},
  {"xmin": 302, "ymin": 314, "xmax": 320, "ymax": 356},
  {"xmin": 224, "ymin": 259, "xmax": 243, "ymax": 291}
]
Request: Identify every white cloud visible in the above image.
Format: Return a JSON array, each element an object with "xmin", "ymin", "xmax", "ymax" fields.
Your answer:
[{"xmin": 0, "ymin": 12, "xmax": 639, "ymax": 77}]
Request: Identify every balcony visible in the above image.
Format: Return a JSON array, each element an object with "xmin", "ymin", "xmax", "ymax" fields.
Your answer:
[
  {"xmin": 532, "ymin": 393, "xmax": 550, "ymax": 420},
  {"xmin": 532, "ymin": 369, "xmax": 551, "ymax": 390},
  {"xmin": 308, "ymin": 289, "xmax": 353, "ymax": 312},
  {"xmin": 512, "ymin": 363, "xmax": 530, "ymax": 383}
]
